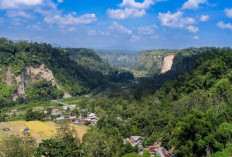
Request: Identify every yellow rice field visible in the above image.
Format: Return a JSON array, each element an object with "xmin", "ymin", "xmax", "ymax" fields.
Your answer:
[
  {"xmin": 0, "ymin": 121, "xmax": 90, "ymax": 143},
  {"xmin": 25, "ymin": 121, "xmax": 56, "ymax": 137}
]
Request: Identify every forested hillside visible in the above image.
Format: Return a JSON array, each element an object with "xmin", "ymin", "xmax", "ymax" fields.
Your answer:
[
  {"xmin": 0, "ymin": 38, "xmax": 108, "ymax": 108},
  {"xmin": 1, "ymin": 44, "xmax": 232, "ymax": 157},
  {"xmin": 68, "ymin": 47, "xmax": 232, "ymax": 157},
  {"xmin": 65, "ymin": 48, "xmax": 114, "ymax": 73},
  {"xmin": 133, "ymin": 49, "xmax": 178, "ymax": 74},
  {"xmin": 133, "ymin": 47, "xmax": 231, "ymax": 76}
]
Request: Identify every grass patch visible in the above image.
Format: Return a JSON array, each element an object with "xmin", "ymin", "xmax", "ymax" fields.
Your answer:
[{"xmin": 57, "ymin": 96, "xmax": 87, "ymax": 104}]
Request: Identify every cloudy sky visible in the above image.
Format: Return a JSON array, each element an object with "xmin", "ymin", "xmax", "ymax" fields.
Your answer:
[{"xmin": 0, "ymin": 0, "xmax": 231, "ymax": 50}]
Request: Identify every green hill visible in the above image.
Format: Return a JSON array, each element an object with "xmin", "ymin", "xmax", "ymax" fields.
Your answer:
[
  {"xmin": 0, "ymin": 38, "xmax": 109, "ymax": 108},
  {"xmin": 65, "ymin": 48, "xmax": 114, "ymax": 73}
]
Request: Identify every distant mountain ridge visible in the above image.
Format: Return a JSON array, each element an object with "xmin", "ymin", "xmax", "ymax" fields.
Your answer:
[{"xmin": 96, "ymin": 49, "xmax": 139, "ymax": 68}]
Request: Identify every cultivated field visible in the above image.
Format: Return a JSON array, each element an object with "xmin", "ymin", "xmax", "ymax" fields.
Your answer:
[{"xmin": 0, "ymin": 121, "xmax": 90, "ymax": 143}]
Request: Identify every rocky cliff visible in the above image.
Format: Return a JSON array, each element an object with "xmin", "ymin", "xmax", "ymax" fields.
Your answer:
[
  {"xmin": 0, "ymin": 38, "xmax": 109, "ymax": 101},
  {"xmin": 134, "ymin": 50, "xmax": 177, "ymax": 74},
  {"xmin": 161, "ymin": 54, "xmax": 175, "ymax": 73},
  {"xmin": 134, "ymin": 48, "xmax": 220, "ymax": 76},
  {"xmin": 1, "ymin": 64, "xmax": 70, "ymax": 101}
]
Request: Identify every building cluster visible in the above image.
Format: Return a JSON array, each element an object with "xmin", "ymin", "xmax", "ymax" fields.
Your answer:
[
  {"xmin": 69, "ymin": 112, "xmax": 98, "ymax": 126},
  {"xmin": 48, "ymin": 105, "xmax": 99, "ymax": 126},
  {"xmin": 123, "ymin": 136, "xmax": 145, "ymax": 146},
  {"xmin": 123, "ymin": 136, "xmax": 175, "ymax": 157}
]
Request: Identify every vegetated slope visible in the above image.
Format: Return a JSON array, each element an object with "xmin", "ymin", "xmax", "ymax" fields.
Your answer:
[
  {"xmin": 65, "ymin": 48, "xmax": 114, "ymax": 73},
  {"xmin": 156, "ymin": 47, "xmax": 232, "ymax": 156},
  {"xmin": 96, "ymin": 49, "xmax": 139, "ymax": 68},
  {"xmin": 134, "ymin": 47, "xmax": 217, "ymax": 75},
  {"xmin": 0, "ymin": 38, "xmax": 108, "ymax": 107},
  {"xmin": 133, "ymin": 49, "xmax": 178, "ymax": 74},
  {"xmin": 87, "ymin": 47, "xmax": 232, "ymax": 157},
  {"xmin": 65, "ymin": 48, "xmax": 135, "ymax": 83},
  {"xmin": 135, "ymin": 47, "xmax": 232, "ymax": 96}
]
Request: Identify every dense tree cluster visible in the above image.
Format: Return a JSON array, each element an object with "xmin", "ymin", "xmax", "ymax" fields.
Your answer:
[
  {"xmin": 1, "ymin": 43, "xmax": 232, "ymax": 156},
  {"xmin": 25, "ymin": 80, "xmax": 63, "ymax": 102},
  {"xmin": 66, "ymin": 48, "xmax": 113, "ymax": 73},
  {"xmin": 70, "ymin": 48, "xmax": 232, "ymax": 156},
  {"xmin": 0, "ymin": 38, "xmax": 108, "ymax": 97}
]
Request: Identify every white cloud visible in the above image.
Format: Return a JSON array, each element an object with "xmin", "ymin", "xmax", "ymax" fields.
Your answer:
[
  {"xmin": 107, "ymin": 0, "xmax": 164, "ymax": 19},
  {"xmin": 66, "ymin": 27, "xmax": 76, "ymax": 32},
  {"xmin": 26, "ymin": 24, "xmax": 41, "ymax": 30},
  {"xmin": 137, "ymin": 25, "xmax": 157, "ymax": 35},
  {"xmin": 109, "ymin": 22, "xmax": 132, "ymax": 35},
  {"xmin": 0, "ymin": 0, "xmax": 43, "ymax": 9},
  {"xmin": 150, "ymin": 35, "xmax": 159, "ymax": 39},
  {"xmin": 130, "ymin": 35, "xmax": 140, "ymax": 42},
  {"xmin": 217, "ymin": 21, "xmax": 232, "ymax": 31},
  {"xmin": 187, "ymin": 25, "xmax": 199, "ymax": 33},
  {"xmin": 119, "ymin": 0, "xmax": 154, "ymax": 9},
  {"xmin": 193, "ymin": 35, "xmax": 199, "ymax": 40},
  {"xmin": 44, "ymin": 13, "xmax": 97, "ymax": 26},
  {"xmin": 87, "ymin": 30, "xmax": 97, "ymax": 36},
  {"xmin": 99, "ymin": 31, "xmax": 110, "ymax": 36},
  {"xmin": 200, "ymin": 15, "xmax": 209, "ymax": 22},
  {"xmin": 57, "ymin": 0, "xmax": 63, "ymax": 3},
  {"xmin": 35, "ymin": 2, "xmax": 97, "ymax": 28},
  {"xmin": 225, "ymin": 8, "xmax": 232, "ymax": 18},
  {"xmin": 7, "ymin": 11, "xmax": 33, "ymax": 19},
  {"xmin": 107, "ymin": 8, "xmax": 145, "ymax": 19},
  {"xmin": 87, "ymin": 30, "xmax": 111, "ymax": 36},
  {"xmin": 182, "ymin": 0, "xmax": 207, "ymax": 9},
  {"xmin": 10, "ymin": 18, "xmax": 23, "ymax": 26},
  {"xmin": 158, "ymin": 11, "xmax": 196, "ymax": 28}
]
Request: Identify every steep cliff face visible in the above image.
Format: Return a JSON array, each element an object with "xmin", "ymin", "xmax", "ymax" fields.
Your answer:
[
  {"xmin": 0, "ymin": 39, "xmax": 110, "ymax": 99},
  {"xmin": 161, "ymin": 54, "xmax": 175, "ymax": 73},
  {"xmin": 134, "ymin": 48, "xmax": 225, "ymax": 77},
  {"xmin": 134, "ymin": 50, "xmax": 177, "ymax": 74},
  {"xmin": 2, "ymin": 64, "xmax": 69, "ymax": 101}
]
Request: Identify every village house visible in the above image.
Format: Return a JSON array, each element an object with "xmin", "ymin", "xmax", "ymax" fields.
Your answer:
[
  {"xmin": 123, "ymin": 136, "xmax": 144, "ymax": 146},
  {"xmin": 90, "ymin": 121, "xmax": 97, "ymax": 126},
  {"xmin": 81, "ymin": 119, "xmax": 86, "ymax": 125},
  {"xmin": 56, "ymin": 115, "xmax": 65, "ymax": 121},
  {"xmin": 51, "ymin": 109, "xmax": 62, "ymax": 115},
  {"xmin": 69, "ymin": 116, "xmax": 77, "ymax": 120},
  {"xmin": 87, "ymin": 113, "xmax": 96, "ymax": 120},
  {"xmin": 148, "ymin": 145, "xmax": 174, "ymax": 157},
  {"xmin": 73, "ymin": 120, "xmax": 80, "ymax": 125},
  {"xmin": 42, "ymin": 117, "xmax": 51, "ymax": 121}
]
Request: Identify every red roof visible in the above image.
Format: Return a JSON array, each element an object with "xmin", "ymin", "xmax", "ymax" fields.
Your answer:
[
  {"xmin": 148, "ymin": 146, "xmax": 159, "ymax": 152},
  {"xmin": 129, "ymin": 138, "xmax": 136, "ymax": 144},
  {"xmin": 148, "ymin": 146, "xmax": 172, "ymax": 157}
]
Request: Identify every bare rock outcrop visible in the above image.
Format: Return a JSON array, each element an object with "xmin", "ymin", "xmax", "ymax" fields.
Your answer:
[
  {"xmin": 161, "ymin": 54, "xmax": 175, "ymax": 73},
  {"xmin": 3, "ymin": 64, "xmax": 69, "ymax": 101}
]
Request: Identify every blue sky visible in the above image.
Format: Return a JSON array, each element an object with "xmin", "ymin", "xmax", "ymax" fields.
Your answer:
[{"xmin": 0, "ymin": 0, "xmax": 232, "ymax": 50}]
